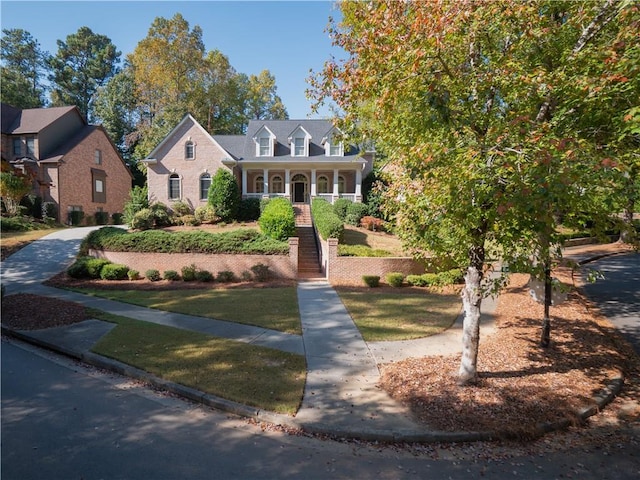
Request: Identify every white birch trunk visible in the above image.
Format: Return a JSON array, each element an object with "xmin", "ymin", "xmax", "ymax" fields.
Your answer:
[{"xmin": 458, "ymin": 265, "xmax": 483, "ymax": 385}]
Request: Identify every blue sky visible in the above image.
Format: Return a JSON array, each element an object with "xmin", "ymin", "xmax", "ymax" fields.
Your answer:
[{"xmin": 0, "ymin": 0, "xmax": 343, "ymax": 118}]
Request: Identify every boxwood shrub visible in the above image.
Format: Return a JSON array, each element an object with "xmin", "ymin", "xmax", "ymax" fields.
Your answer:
[
  {"xmin": 258, "ymin": 197, "xmax": 296, "ymax": 241},
  {"xmin": 100, "ymin": 263, "xmax": 129, "ymax": 280},
  {"xmin": 386, "ymin": 272, "xmax": 404, "ymax": 287},
  {"xmin": 362, "ymin": 275, "xmax": 380, "ymax": 287},
  {"xmin": 311, "ymin": 198, "xmax": 344, "ymax": 241},
  {"xmin": 338, "ymin": 244, "xmax": 392, "ymax": 257},
  {"xmin": 145, "ymin": 269, "xmax": 161, "ymax": 281}
]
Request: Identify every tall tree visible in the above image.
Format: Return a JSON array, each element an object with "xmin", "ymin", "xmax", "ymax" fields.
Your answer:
[
  {"xmin": 0, "ymin": 28, "xmax": 49, "ymax": 107},
  {"xmin": 49, "ymin": 26, "xmax": 120, "ymax": 121},
  {"xmin": 310, "ymin": 0, "xmax": 634, "ymax": 384},
  {"xmin": 244, "ymin": 70, "xmax": 288, "ymax": 120}
]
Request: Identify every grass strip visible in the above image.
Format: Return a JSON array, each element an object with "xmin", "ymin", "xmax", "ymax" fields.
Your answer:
[
  {"xmin": 336, "ymin": 288, "xmax": 461, "ymax": 342},
  {"xmin": 76, "ymin": 287, "xmax": 301, "ymax": 335},
  {"xmin": 90, "ymin": 310, "xmax": 305, "ymax": 415}
]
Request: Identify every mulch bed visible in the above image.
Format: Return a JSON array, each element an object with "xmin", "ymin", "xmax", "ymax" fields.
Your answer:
[{"xmin": 1, "ymin": 293, "xmax": 92, "ymax": 330}]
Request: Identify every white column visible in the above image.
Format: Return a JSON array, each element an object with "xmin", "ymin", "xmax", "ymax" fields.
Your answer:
[
  {"xmin": 263, "ymin": 168, "xmax": 269, "ymax": 194},
  {"xmin": 242, "ymin": 169, "xmax": 247, "ymax": 197},
  {"xmin": 355, "ymin": 168, "xmax": 362, "ymax": 196},
  {"xmin": 311, "ymin": 169, "xmax": 317, "ymax": 197},
  {"xmin": 285, "ymin": 169, "xmax": 290, "ymax": 198},
  {"xmin": 332, "ymin": 169, "xmax": 339, "ymax": 196}
]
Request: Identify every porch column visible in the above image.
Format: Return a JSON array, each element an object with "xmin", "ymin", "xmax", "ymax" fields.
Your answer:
[
  {"xmin": 263, "ymin": 168, "xmax": 269, "ymax": 194},
  {"xmin": 332, "ymin": 169, "xmax": 339, "ymax": 196},
  {"xmin": 355, "ymin": 168, "xmax": 362, "ymax": 197},
  {"xmin": 285, "ymin": 169, "xmax": 291, "ymax": 198},
  {"xmin": 242, "ymin": 169, "xmax": 247, "ymax": 197},
  {"xmin": 311, "ymin": 169, "xmax": 317, "ymax": 197}
]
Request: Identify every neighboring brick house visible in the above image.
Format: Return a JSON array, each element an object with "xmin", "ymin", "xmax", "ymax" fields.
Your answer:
[
  {"xmin": 143, "ymin": 114, "xmax": 374, "ymax": 208},
  {"xmin": 1, "ymin": 103, "xmax": 133, "ymax": 224}
]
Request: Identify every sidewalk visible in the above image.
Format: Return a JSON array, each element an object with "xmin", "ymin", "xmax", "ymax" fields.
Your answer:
[{"xmin": 0, "ymin": 228, "xmax": 630, "ymax": 442}]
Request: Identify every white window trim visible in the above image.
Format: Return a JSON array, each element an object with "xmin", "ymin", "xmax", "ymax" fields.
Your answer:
[{"xmin": 168, "ymin": 174, "xmax": 181, "ymax": 200}]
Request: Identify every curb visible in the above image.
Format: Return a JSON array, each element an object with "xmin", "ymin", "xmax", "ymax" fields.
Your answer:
[{"xmin": 1, "ymin": 323, "xmax": 626, "ymax": 444}]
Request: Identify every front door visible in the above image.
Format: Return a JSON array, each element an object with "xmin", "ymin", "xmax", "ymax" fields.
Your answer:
[{"xmin": 294, "ymin": 182, "xmax": 305, "ymax": 203}]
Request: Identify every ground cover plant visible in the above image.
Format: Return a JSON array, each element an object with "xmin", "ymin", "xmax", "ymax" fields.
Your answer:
[
  {"xmin": 90, "ymin": 310, "xmax": 306, "ymax": 415},
  {"xmin": 73, "ymin": 287, "xmax": 301, "ymax": 335},
  {"xmin": 336, "ymin": 286, "xmax": 461, "ymax": 341}
]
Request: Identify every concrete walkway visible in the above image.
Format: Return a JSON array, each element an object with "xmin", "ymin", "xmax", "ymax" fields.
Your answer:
[{"xmin": 1, "ymin": 227, "xmax": 500, "ymax": 440}]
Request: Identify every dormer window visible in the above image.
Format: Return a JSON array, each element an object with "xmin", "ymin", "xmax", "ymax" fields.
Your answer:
[
  {"xmin": 289, "ymin": 125, "xmax": 311, "ymax": 157},
  {"xmin": 329, "ymin": 142, "xmax": 343, "ymax": 156},
  {"xmin": 185, "ymin": 140, "xmax": 195, "ymax": 159},
  {"xmin": 254, "ymin": 126, "xmax": 276, "ymax": 157},
  {"xmin": 322, "ymin": 128, "xmax": 344, "ymax": 156}
]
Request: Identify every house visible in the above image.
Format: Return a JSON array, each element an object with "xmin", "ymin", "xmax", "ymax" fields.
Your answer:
[
  {"xmin": 1, "ymin": 103, "xmax": 133, "ymax": 224},
  {"xmin": 143, "ymin": 114, "xmax": 374, "ymax": 208}
]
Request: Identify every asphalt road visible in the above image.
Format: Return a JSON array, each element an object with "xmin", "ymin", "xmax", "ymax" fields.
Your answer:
[
  {"xmin": 2, "ymin": 338, "xmax": 639, "ymax": 480},
  {"xmin": 582, "ymin": 252, "xmax": 640, "ymax": 354}
]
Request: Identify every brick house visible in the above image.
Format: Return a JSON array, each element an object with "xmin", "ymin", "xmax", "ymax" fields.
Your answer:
[
  {"xmin": 1, "ymin": 103, "xmax": 133, "ymax": 224},
  {"xmin": 143, "ymin": 114, "xmax": 374, "ymax": 208}
]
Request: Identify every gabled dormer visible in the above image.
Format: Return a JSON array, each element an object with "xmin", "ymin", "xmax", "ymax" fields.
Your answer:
[
  {"xmin": 321, "ymin": 127, "xmax": 344, "ymax": 157},
  {"xmin": 288, "ymin": 125, "xmax": 311, "ymax": 157},
  {"xmin": 253, "ymin": 125, "xmax": 276, "ymax": 157}
]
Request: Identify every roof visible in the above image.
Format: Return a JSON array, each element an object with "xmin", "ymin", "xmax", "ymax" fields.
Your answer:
[{"xmin": 1, "ymin": 104, "xmax": 82, "ymax": 134}]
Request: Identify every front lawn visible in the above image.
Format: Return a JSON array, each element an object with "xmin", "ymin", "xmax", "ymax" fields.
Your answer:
[
  {"xmin": 336, "ymin": 287, "xmax": 461, "ymax": 342},
  {"xmin": 91, "ymin": 310, "xmax": 305, "ymax": 415},
  {"xmin": 76, "ymin": 287, "xmax": 301, "ymax": 335}
]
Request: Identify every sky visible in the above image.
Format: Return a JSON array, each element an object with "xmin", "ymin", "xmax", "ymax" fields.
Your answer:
[{"xmin": 0, "ymin": 0, "xmax": 344, "ymax": 119}]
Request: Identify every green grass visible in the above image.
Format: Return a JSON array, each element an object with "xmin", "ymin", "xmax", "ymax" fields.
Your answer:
[
  {"xmin": 75, "ymin": 287, "xmax": 301, "ymax": 335},
  {"xmin": 90, "ymin": 310, "xmax": 306, "ymax": 415},
  {"xmin": 336, "ymin": 288, "xmax": 461, "ymax": 342}
]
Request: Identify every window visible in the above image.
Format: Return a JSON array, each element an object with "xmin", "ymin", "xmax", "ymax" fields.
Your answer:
[
  {"xmin": 92, "ymin": 169, "xmax": 106, "ymax": 203},
  {"xmin": 293, "ymin": 137, "xmax": 305, "ymax": 156},
  {"xmin": 169, "ymin": 174, "xmax": 181, "ymax": 200},
  {"xmin": 26, "ymin": 136, "xmax": 35, "ymax": 156},
  {"xmin": 185, "ymin": 141, "xmax": 195, "ymax": 159},
  {"xmin": 12, "ymin": 138, "xmax": 21, "ymax": 155},
  {"xmin": 329, "ymin": 142, "xmax": 342, "ymax": 156},
  {"xmin": 317, "ymin": 175, "xmax": 329, "ymax": 194},
  {"xmin": 259, "ymin": 137, "xmax": 270, "ymax": 156},
  {"xmin": 271, "ymin": 175, "xmax": 283, "ymax": 193},
  {"xmin": 338, "ymin": 175, "xmax": 346, "ymax": 194},
  {"xmin": 94, "ymin": 149, "xmax": 102, "ymax": 165},
  {"xmin": 255, "ymin": 175, "xmax": 264, "ymax": 194},
  {"xmin": 200, "ymin": 173, "xmax": 211, "ymax": 200}
]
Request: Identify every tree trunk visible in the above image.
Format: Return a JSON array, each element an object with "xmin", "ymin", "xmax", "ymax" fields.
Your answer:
[
  {"xmin": 458, "ymin": 262, "xmax": 484, "ymax": 385},
  {"xmin": 540, "ymin": 266, "xmax": 552, "ymax": 348}
]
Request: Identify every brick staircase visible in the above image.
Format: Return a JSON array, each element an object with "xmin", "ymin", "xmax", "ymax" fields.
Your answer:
[{"xmin": 294, "ymin": 204, "xmax": 322, "ymax": 278}]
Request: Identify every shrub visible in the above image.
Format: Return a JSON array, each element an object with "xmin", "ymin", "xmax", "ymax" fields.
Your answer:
[
  {"xmin": 123, "ymin": 185, "xmax": 149, "ymax": 225},
  {"xmin": 194, "ymin": 205, "xmax": 218, "ymax": 224},
  {"xmin": 333, "ymin": 198, "xmax": 352, "ymax": 221},
  {"xmin": 42, "ymin": 202, "xmax": 57, "ymax": 221},
  {"xmin": 181, "ymin": 264, "xmax": 197, "ymax": 281},
  {"xmin": 360, "ymin": 216, "xmax": 385, "ymax": 231},
  {"xmin": 195, "ymin": 269, "xmax": 214, "ymax": 282},
  {"xmin": 20, "ymin": 194, "xmax": 42, "ymax": 218},
  {"xmin": 130, "ymin": 208, "xmax": 154, "ymax": 230},
  {"xmin": 241, "ymin": 270, "xmax": 253, "ymax": 281},
  {"xmin": 0, "ymin": 216, "xmax": 31, "ymax": 232},
  {"xmin": 238, "ymin": 197, "xmax": 261, "ymax": 221},
  {"xmin": 68, "ymin": 210, "xmax": 85, "ymax": 226},
  {"xmin": 386, "ymin": 272, "xmax": 405, "ymax": 287},
  {"xmin": 111, "ymin": 212, "xmax": 124, "ymax": 225},
  {"xmin": 171, "ymin": 200, "xmax": 192, "ymax": 216},
  {"xmin": 95, "ymin": 211, "xmax": 109, "ymax": 225},
  {"xmin": 406, "ymin": 274, "xmax": 428, "ymax": 287},
  {"xmin": 100, "ymin": 263, "xmax": 129, "ymax": 280},
  {"xmin": 338, "ymin": 244, "xmax": 391, "ymax": 257},
  {"xmin": 311, "ymin": 198, "xmax": 344, "ymax": 241},
  {"xmin": 259, "ymin": 197, "xmax": 271, "ymax": 213},
  {"xmin": 86, "ymin": 258, "xmax": 111, "ymax": 278},
  {"xmin": 438, "ymin": 268, "xmax": 465, "ymax": 285},
  {"xmin": 150, "ymin": 202, "xmax": 172, "ymax": 227},
  {"xmin": 128, "ymin": 269, "xmax": 140, "ymax": 281},
  {"xmin": 145, "ymin": 269, "xmax": 161, "ymax": 282},
  {"xmin": 346, "ymin": 202, "xmax": 369, "ymax": 225},
  {"xmin": 163, "ymin": 270, "xmax": 180, "ymax": 281},
  {"xmin": 208, "ymin": 169, "xmax": 240, "ymax": 222},
  {"xmin": 362, "ymin": 275, "xmax": 380, "ymax": 288},
  {"xmin": 216, "ymin": 270, "xmax": 235, "ymax": 283},
  {"xmin": 67, "ymin": 257, "xmax": 92, "ymax": 279},
  {"xmin": 251, "ymin": 263, "xmax": 270, "ymax": 282},
  {"xmin": 177, "ymin": 214, "xmax": 199, "ymax": 226},
  {"xmin": 259, "ymin": 197, "xmax": 296, "ymax": 241}
]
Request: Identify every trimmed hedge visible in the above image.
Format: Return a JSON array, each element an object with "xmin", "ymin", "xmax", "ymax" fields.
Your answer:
[
  {"xmin": 406, "ymin": 269, "xmax": 464, "ymax": 287},
  {"xmin": 333, "ymin": 198, "xmax": 352, "ymax": 221},
  {"xmin": 258, "ymin": 197, "xmax": 296, "ymax": 241},
  {"xmin": 311, "ymin": 198, "xmax": 344, "ymax": 241},
  {"xmin": 82, "ymin": 227, "xmax": 288, "ymax": 255},
  {"xmin": 100, "ymin": 263, "xmax": 129, "ymax": 280},
  {"xmin": 338, "ymin": 244, "xmax": 392, "ymax": 257}
]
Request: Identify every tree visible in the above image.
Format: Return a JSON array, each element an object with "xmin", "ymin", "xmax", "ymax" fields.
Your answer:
[
  {"xmin": 49, "ymin": 26, "xmax": 120, "ymax": 121},
  {"xmin": 310, "ymin": 0, "xmax": 634, "ymax": 384},
  {"xmin": 1, "ymin": 28, "xmax": 49, "ymax": 107},
  {"xmin": 208, "ymin": 169, "xmax": 239, "ymax": 222},
  {"xmin": 0, "ymin": 170, "xmax": 32, "ymax": 216},
  {"xmin": 244, "ymin": 70, "xmax": 289, "ymax": 120}
]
